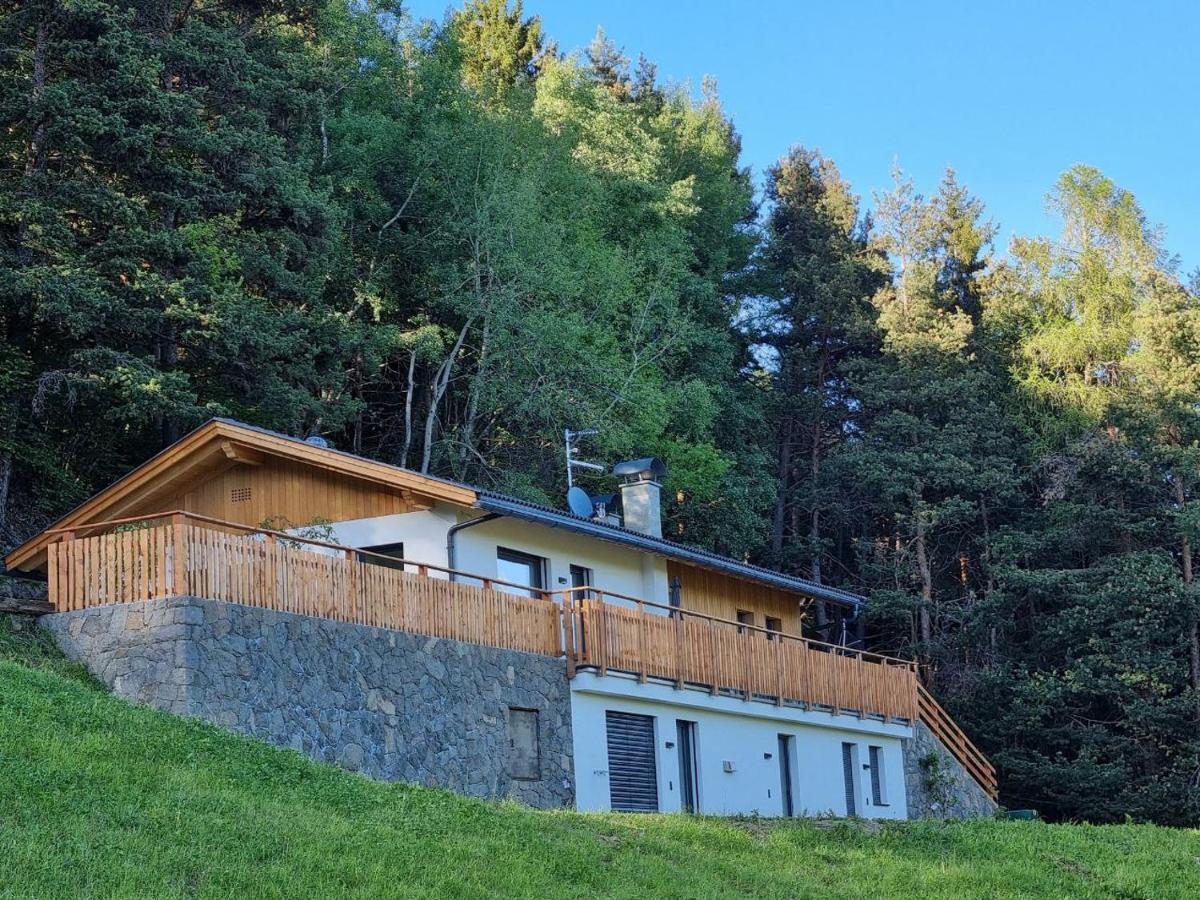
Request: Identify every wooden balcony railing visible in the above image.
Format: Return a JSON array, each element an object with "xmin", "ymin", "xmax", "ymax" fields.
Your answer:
[
  {"xmin": 917, "ymin": 683, "xmax": 998, "ymax": 798},
  {"xmin": 45, "ymin": 511, "xmax": 561, "ymax": 657},
  {"xmin": 40, "ymin": 511, "xmax": 998, "ymax": 796},
  {"xmin": 559, "ymin": 587, "xmax": 919, "ymax": 723}
]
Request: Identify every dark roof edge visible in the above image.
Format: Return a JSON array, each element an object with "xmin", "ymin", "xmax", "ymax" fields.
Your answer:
[{"xmin": 475, "ymin": 495, "xmax": 865, "ymax": 610}]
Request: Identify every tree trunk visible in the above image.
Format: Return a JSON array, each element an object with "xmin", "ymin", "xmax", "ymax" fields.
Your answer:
[
  {"xmin": 771, "ymin": 416, "xmax": 792, "ymax": 557},
  {"xmin": 1172, "ymin": 474, "xmax": 1200, "ymax": 700},
  {"xmin": 419, "ymin": 318, "xmax": 473, "ymax": 474},
  {"xmin": 915, "ymin": 517, "xmax": 934, "ymax": 677},
  {"xmin": 0, "ymin": 451, "xmax": 12, "ymax": 543},
  {"xmin": 399, "ymin": 349, "xmax": 417, "ymax": 469}
]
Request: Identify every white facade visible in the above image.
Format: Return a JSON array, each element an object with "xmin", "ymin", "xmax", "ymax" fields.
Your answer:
[
  {"xmin": 571, "ymin": 673, "xmax": 911, "ymax": 818},
  {"xmin": 324, "ymin": 508, "xmax": 670, "ymax": 603},
  {"xmin": 317, "ymin": 509, "xmax": 914, "ymax": 819}
]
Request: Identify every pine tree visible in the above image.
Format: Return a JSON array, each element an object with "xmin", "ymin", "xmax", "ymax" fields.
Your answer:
[{"xmin": 751, "ymin": 147, "xmax": 882, "ymax": 633}]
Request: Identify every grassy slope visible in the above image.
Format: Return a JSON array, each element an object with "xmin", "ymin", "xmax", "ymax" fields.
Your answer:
[{"xmin": 1, "ymin": 619, "xmax": 1197, "ymax": 899}]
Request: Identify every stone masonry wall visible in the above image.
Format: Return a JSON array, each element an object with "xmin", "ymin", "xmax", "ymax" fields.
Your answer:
[
  {"xmin": 43, "ymin": 597, "xmax": 574, "ymax": 809},
  {"xmin": 903, "ymin": 719, "xmax": 998, "ymax": 819}
]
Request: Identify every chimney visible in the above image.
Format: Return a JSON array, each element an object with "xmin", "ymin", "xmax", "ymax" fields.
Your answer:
[{"xmin": 612, "ymin": 457, "xmax": 667, "ymax": 537}]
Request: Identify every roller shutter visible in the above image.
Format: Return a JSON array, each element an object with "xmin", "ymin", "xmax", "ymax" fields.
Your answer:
[
  {"xmin": 606, "ymin": 711, "xmax": 659, "ymax": 812},
  {"xmin": 842, "ymin": 742, "xmax": 857, "ymax": 816}
]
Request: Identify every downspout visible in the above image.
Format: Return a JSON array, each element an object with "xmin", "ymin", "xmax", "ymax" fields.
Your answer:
[{"xmin": 446, "ymin": 513, "xmax": 500, "ymax": 583}]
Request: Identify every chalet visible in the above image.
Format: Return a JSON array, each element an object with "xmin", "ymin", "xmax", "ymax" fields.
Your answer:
[{"xmin": 6, "ymin": 418, "xmax": 996, "ymax": 818}]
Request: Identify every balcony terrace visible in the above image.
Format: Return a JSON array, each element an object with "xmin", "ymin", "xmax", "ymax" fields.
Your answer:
[{"xmin": 40, "ymin": 510, "xmax": 995, "ymax": 796}]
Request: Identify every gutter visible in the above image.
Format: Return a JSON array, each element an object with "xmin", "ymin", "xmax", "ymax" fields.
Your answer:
[{"xmin": 446, "ymin": 513, "xmax": 501, "ymax": 582}]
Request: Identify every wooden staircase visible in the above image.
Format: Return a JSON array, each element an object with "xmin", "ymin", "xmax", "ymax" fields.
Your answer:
[{"xmin": 916, "ymin": 683, "xmax": 998, "ymax": 799}]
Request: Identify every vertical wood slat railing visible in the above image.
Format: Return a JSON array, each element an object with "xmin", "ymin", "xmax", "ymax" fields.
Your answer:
[
  {"xmin": 45, "ymin": 512, "xmax": 560, "ymax": 657},
  {"xmin": 916, "ymin": 683, "xmax": 998, "ymax": 798},
  {"xmin": 559, "ymin": 587, "xmax": 920, "ymax": 724},
  {"xmin": 42, "ymin": 511, "xmax": 996, "ymax": 795}
]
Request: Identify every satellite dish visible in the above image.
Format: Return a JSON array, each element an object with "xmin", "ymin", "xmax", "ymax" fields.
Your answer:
[{"xmin": 567, "ymin": 486, "xmax": 594, "ymax": 518}]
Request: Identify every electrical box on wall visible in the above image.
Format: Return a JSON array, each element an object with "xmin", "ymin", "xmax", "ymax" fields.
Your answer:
[{"xmin": 722, "ymin": 760, "xmax": 735, "ymax": 773}]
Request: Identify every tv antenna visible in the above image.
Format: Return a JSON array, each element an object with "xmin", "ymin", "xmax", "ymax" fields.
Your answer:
[{"xmin": 564, "ymin": 428, "xmax": 604, "ymax": 489}]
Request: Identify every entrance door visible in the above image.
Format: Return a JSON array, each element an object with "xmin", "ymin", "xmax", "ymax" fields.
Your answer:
[
  {"xmin": 676, "ymin": 720, "xmax": 699, "ymax": 814},
  {"xmin": 777, "ymin": 734, "xmax": 795, "ymax": 817},
  {"xmin": 606, "ymin": 711, "xmax": 659, "ymax": 812}
]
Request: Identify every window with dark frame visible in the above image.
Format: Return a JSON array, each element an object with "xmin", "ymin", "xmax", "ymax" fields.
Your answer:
[
  {"xmin": 868, "ymin": 745, "xmax": 888, "ymax": 806},
  {"xmin": 496, "ymin": 547, "xmax": 546, "ymax": 598},
  {"xmin": 765, "ymin": 616, "xmax": 783, "ymax": 641},
  {"xmin": 569, "ymin": 563, "xmax": 593, "ymax": 600},
  {"xmin": 736, "ymin": 609, "xmax": 755, "ymax": 634},
  {"xmin": 358, "ymin": 542, "xmax": 405, "ymax": 571}
]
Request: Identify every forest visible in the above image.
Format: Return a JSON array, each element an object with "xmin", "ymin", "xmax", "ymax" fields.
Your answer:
[{"xmin": 2, "ymin": 0, "xmax": 1198, "ymax": 825}]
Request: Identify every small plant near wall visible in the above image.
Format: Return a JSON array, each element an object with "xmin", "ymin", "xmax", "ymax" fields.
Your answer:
[{"xmin": 919, "ymin": 750, "xmax": 959, "ymax": 818}]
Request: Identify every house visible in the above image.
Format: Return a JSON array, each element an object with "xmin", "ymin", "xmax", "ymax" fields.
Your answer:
[{"xmin": 5, "ymin": 418, "xmax": 996, "ymax": 818}]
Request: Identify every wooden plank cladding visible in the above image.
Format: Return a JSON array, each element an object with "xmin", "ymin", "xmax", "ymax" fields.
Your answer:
[
  {"xmin": 667, "ymin": 561, "xmax": 807, "ymax": 635},
  {"xmin": 46, "ymin": 513, "xmax": 559, "ymax": 658},
  {"xmin": 564, "ymin": 588, "xmax": 919, "ymax": 723},
  {"xmin": 174, "ymin": 458, "xmax": 417, "ymax": 529}
]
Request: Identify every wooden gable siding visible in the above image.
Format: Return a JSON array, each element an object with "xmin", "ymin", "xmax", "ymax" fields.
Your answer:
[
  {"xmin": 171, "ymin": 459, "xmax": 417, "ymax": 528},
  {"xmin": 667, "ymin": 560, "xmax": 808, "ymax": 635}
]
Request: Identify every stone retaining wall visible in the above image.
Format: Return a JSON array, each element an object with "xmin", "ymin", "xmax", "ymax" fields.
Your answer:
[
  {"xmin": 43, "ymin": 597, "xmax": 574, "ymax": 809},
  {"xmin": 903, "ymin": 720, "xmax": 998, "ymax": 819}
]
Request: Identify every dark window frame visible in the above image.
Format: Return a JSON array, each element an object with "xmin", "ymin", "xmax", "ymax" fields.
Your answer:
[
  {"xmin": 765, "ymin": 616, "xmax": 783, "ymax": 641},
  {"xmin": 736, "ymin": 609, "xmax": 755, "ymax": 634},
  {"xmin": 359, "ymin": 542, "xmax": 406, "ymax": 571},
  {"xmin": 497, "ymin": 546, "xmax": 546, "ymax": 597},
  {"xmin": 569, "ymin": 563, "xmax": 593, "ymax": 599},
  {"xmin": 868, "ymin": 745, "xmax": 888, "ymax": 806}
]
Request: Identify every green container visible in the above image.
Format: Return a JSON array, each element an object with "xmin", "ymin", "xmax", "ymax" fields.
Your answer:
[{"xmin": 1005, "ymin": 809, "xmax": 1040, "ymax": 821}]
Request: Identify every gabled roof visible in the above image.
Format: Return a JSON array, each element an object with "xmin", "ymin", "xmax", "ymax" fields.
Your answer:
[
  {"xmin": 3, "ymin": 418, "xmax": 476, "ymax": 571},
  {"xmin": 5, "ymin": 418, "xmax": 866, "ymax": 609}
]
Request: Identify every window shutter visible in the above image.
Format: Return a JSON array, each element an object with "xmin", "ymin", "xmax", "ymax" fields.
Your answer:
[
  {"xmin": 841, "ymin": 742, "xmax": 857, "ymax": 816},
  {"xmin": 606, "ymin": 711, "xmax": 659, "ymax": 812}
]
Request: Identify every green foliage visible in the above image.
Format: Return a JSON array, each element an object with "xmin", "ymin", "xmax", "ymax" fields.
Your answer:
[{"xmin": 3, "ymin": 1, "xmax": 1200, "ymax": 828}]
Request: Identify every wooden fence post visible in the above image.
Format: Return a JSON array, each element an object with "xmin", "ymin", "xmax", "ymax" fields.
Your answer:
[
  {"xmin": 674, "ymin": 611, "xmax": 685, "ymax": 690},
  {"xmin": 60, "ymin": 531, "xmax": 75, "ymax": 611},
  {"xmin": 636, "ymin": 601, "xmax": 648, "ymax": 684},
  {"xmin": 564, "ymin": 592, "xmax": 577, "ymax": 678},
  {"xmin": 171, "ymin": 514, "xmax": 187, "ymax": 596}
]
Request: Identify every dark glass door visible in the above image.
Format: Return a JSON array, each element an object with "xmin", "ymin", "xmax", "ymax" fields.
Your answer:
[{"xmin": 676, "ymin": 720, "xmax": 699, "ymax": 814}]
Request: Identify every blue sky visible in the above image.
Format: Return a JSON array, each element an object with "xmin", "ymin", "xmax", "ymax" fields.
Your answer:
[{"xmin": 407, "ymin": 1, "xmax": 1198, "ymax": 273}]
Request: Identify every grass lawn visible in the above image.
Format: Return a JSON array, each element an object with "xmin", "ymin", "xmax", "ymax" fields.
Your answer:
[{"xmin": 1, "ymin": 617, "xmax": 1197, "ymax": 899}]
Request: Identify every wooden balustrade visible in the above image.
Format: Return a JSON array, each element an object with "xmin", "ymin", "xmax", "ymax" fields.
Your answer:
[
  {"xmin": 560, "ymin": 587, "xmax": 919, "ymax": 723},
  {"xmin": 40, "ymin": 512, "xmax": 1003, "ymax": 793},
  {"xmin": 45, "ymin": 513, "xmax": 560, "ymax": 657},
  {"xmin": 916, "ymin": 683, "xmax": 998, "ymax": 798}
]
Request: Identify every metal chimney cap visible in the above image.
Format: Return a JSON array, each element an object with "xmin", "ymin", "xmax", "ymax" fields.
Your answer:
[{"xmin": 612, "ymin": 457, "xmax": 667, "ymax": 481}]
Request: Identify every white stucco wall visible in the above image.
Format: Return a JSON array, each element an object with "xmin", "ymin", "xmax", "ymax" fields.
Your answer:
[
  {"xmin": 571, "ymin": 673, "xmax": 910, "ymax": 819},
  {"xmin": 325, "ymin": 507, "xmax": 458, "ymax": 573},
  {"xmin": 319, "ymin": 507, "xmax": 670, "ymax": 603},
  {"xmin": 454, "ymin": 515, "xmax": 669, "ymax": 602}
]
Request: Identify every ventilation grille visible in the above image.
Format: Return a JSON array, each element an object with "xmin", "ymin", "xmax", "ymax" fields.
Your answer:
[{"xmin": 230, "ymin": 487, "xmax": 252, "ymax": 503}]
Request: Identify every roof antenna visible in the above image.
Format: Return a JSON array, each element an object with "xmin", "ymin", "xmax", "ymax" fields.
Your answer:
[{"xmin": 564, "ymin": 428, "xmax": 604, "ymax": 490}]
